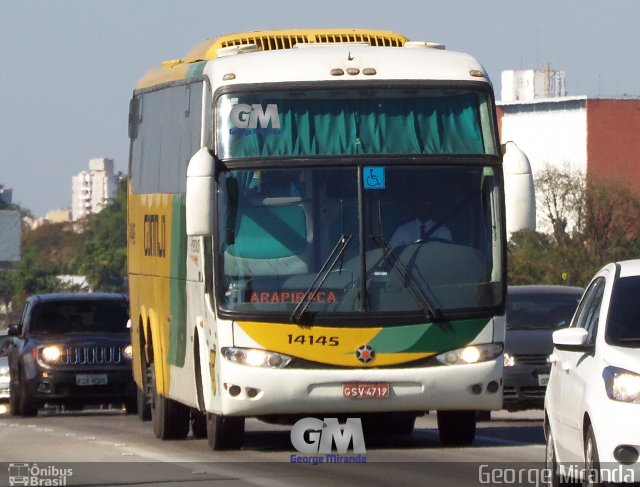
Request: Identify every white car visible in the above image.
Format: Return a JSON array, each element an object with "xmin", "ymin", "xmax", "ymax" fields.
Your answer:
[{"xmin": 545, "ymin": 260, "xmax": 640, "ymax": 486}]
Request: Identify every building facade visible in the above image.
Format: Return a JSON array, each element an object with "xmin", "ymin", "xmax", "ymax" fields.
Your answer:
[
  {"xmin": 497, "ymin": 68, "xmax": 640, "ymax": 233},
  {"xmin": 71, "ymin": 158, "xmax": 117, "ymax": 221}
]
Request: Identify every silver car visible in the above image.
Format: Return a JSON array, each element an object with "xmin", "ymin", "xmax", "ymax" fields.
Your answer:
[{"xmin": 0, "ymin": 330, "xmax": 12, "ymax": 402}]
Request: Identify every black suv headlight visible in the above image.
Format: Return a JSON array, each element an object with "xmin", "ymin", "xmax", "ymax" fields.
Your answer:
[{"xmin": 38, "ymin": 345, "xmax": 63, "ymax": 366}]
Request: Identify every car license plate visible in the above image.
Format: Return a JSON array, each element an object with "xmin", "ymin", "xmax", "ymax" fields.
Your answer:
[
  {"xmin": 76, "ymin": 374, "xmax": 108, "ymax": 386},
  {"xmin": 343, "ymin": 382, "xmax": 390, "ymax": 399},
  {"xmin": 538, "ymin": 374, "xmax": 550, "ymax": 386}
]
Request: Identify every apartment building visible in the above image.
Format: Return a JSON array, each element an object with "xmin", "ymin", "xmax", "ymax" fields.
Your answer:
[{"xmin": 71, "ymin": 158, "xmax": 117, "ymax": 221}]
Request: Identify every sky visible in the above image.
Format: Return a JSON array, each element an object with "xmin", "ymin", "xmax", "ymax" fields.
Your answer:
[{"xmin": 1, "ymin": 0, "xmax": 638, "ymax": 217}]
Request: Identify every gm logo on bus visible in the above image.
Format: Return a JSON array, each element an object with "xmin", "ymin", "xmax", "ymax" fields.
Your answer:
[
  {"xmin": 289, "ymin": 417, "xmax": 367, "ymax": 464},
  {"xmin": 229, "ymin": 103, "xmax": 281, "ymax": 136}
]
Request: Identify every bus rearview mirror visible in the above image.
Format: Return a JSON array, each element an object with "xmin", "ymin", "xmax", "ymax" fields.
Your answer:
[{"xmin": 186, "ymin": 148, "xmax": 215, "ymax": 236}]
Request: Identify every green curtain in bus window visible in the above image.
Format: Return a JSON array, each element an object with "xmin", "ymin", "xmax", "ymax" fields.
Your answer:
[
  {"xmin": 226, "ymin": 205, "xmax": 307, "ymax": 259},
  {"xmin": 226, "ymin": 94, "xmax": 485, "ymax": 157}
]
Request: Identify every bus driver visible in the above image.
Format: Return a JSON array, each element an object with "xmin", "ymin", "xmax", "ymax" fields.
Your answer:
[{"xmin": 389, "ymin": 199, "xmax": 452, "ymax": 249}]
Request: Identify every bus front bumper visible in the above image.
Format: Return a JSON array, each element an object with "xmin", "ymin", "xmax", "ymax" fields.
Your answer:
[{"xmin": 214, "ymin": 358, "xmax": 502, "ymax": 416}]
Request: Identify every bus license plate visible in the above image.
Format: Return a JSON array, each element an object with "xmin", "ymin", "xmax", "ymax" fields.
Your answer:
[
  {"xmin": 76, "ymin": 374, "xmax": 108, "ymax": 386},
  {"xmin": 343, "ymin": 382, "xmax": 390, "ymax": 399}
]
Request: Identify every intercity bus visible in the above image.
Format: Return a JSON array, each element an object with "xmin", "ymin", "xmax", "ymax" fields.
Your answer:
[{"xmin": 127, "ymin": 28, "xmax": 530, "ymax": 450}]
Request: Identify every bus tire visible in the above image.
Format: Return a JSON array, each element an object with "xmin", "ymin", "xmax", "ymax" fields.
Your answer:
[
  {"xmin": 191, "ymin": 411, "xmax": 207, "ymax": 439},
  {"xmin": 437, "ymin": 410, "xmax": 476, "ymax": 446},
  {"xmin": 137, "ymin": 333, "xmax": 152, "ymax": 421},
  {"xmin": 136, "ymin": 386, "xmax": 151, "ymax": 420},
  {"xmin": 207, "ymin": 413, "xmax": 245, "ymax": 451},
  {"xmin": 150, "ymin": 365, "xmax": 190, "ymax": 440}
]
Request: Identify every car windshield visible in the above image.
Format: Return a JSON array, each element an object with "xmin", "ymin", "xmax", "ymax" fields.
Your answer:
[
  {"xmin": 29, "ymin": 300, "xmax": 129, "ymax": 334},
  {"xmin": 506, "ymin": 290, "xmax": 582, "ymax": 330},
  {"xmin": 606, "ymin": 275, "xmax": 640, "ymax": 346}
]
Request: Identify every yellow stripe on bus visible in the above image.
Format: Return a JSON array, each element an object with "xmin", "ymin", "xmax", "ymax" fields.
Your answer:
[{"xmin": 236, "ymin": 321, "xmax": 434, "ymax": 367}]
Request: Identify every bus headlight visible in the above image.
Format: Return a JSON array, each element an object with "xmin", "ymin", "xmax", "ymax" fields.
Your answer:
[
  {"xmin": 40, "ymin": 345, "xmax": 63, "ymax": 365},
  {"xmin": 603, "ymin": 367, "xmax": 640, "ymax": 403},
  {"xmin": 222, "ymin": 347, "xmax": 292, "ymax": 368},
  {"xmin": 436, "ymin": 343, "xmax": 503, "ymax": 366}
]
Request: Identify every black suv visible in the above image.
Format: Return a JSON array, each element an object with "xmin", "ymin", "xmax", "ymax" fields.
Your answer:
[{"xmin": 8, "ymin": 293, "xmax": 136, "ymax": 416}]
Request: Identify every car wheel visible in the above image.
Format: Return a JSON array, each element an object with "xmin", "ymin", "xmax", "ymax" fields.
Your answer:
[
  {"xmin": 18, "ymin": 371, "xmax": 38, "ymax": 417},
  {"xmin": 150, "ymin": 364, "xmax": 189, "ymax": 440},
  {"xmin": 206, "ymin": 413, "xmax": 245, "ymax": 451},
  {"xmin": 437, "ymin": 410, "xmax": 476, "ymax": 446},
  {"xmin": 9, "ymin": 373, "xmax": 21, "ymax": 417},
  {"xmin": 584, "ymin": 426, "xmax": 604, "ymax": 487},
  {"xmin": 545, "ymin": 425, "xmax": 572, "ymax": 486}
]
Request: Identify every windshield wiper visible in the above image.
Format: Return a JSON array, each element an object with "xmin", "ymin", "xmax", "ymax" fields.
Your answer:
[
  {"xmin": 372, "ymin": 235, "xmax": 442, "ymax": 321},
  {"xmin": 290, "ymin": 234, "xmax": 352, "ymax": 322}
]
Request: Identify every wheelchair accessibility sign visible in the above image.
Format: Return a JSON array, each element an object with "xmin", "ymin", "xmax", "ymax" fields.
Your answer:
[{"xmin": 363, "ymin": 167, "xmax": 385, "ymax": 190}]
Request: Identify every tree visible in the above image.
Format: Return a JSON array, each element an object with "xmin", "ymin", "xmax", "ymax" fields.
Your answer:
[
  {"xmin": 584, "ymin": 178, "xmax": 640, "ymax": 264},
  {"xmin": 0, "ymin": 270, "xmax": 16, "ymax": 327},
  {"xmin": 509, "ymin": 166, "xmax": 640, "ymax": 287},
  {"xmin": 78, "ymin": 180, "xmax": 127, "ymax": 292},
  {"xmin": 534, "ymin": 164, "xmax": 585, "ymax": 246}
]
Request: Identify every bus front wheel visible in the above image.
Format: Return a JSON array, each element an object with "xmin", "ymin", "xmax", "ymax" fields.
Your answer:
[
  {"xmin": 207, "ymin": 413, "xmax": 245, "ymax": 451},
  {"xmin": 437, "ymin": 410, "xmax": 476, "ymax": 446}
]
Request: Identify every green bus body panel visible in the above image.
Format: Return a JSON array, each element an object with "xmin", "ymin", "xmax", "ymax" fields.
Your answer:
[
  {"xmin": 168, "ymin": 194, "xmax": 187, "ymax": 367},
  {"xmin": 368, "ymin": 319, "xmax": 489, "ymax": 354}
]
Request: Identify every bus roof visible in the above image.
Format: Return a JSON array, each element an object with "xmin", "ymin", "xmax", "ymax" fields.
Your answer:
[
  {"xmin": 206, "ymin": 44, "xmax": 488, "ymax": 88},
  {"xmin": 136, "ymin": 29, "xmax": 407, "ymax": 89},
  {"xmin": 134, "ymin": 28, "xmax": 489, "ymax": 90}
]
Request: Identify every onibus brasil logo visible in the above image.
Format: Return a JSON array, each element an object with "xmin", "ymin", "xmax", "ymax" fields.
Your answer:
[
  {"xmin": 290, "ymin": 417, "xmax": 367, "ymax": 464},
  {"xmin": 229, "ymin": 103, "xmax": 281, "ymax": 136},
  {"xmin": 8, "ymin": 463, "xmax": 73, "ymax": 486}
]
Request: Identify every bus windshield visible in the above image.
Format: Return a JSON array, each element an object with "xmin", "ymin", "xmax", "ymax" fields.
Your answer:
[
  {"xmin": 217, "ymin": 164, "xmax": 503, "ymax": 321},
  {"xmin": 215, "ymin": 87, "xmax": 498, "ymax": 159}
]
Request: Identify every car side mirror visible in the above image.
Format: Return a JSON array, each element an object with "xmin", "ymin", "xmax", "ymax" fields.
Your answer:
[
  {"xmin": 8, "ymin": 324, "xmax": 21, "ymax": 337},
  {"xmin": 552, "ymin": 327, "xmax": 594, "ymax": 353}
]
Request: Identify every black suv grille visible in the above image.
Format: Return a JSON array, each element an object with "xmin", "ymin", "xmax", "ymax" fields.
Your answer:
[{"xmin": 61, "ymin": 346, "xmax": 123, "ymax": 365}]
